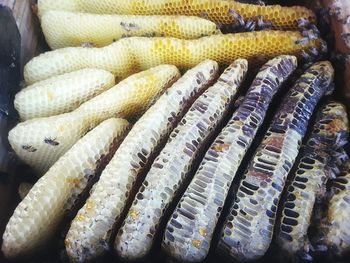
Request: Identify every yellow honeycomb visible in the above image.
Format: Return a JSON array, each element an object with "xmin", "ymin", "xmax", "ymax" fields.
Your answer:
[
  {"xmin": 15, "ymin": 68, "xmax": 115, "ymax": 120},
  {"xmin": 41, "ymin": 10, "xmax": 219, "ymax": 49},
  {"xmin": 38, "ymin": 0, "xmax": 316, "ymax": 30},
  {"xmin": 24, "ymin": 31, "xmax": 321, "ymax": 84},
  {"xmin": 10, "ymin": 65, "xmax": 179, "ymax": 174}
]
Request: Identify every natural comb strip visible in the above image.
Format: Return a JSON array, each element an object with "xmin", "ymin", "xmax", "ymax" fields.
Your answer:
[
  {"xmin": 9, "ymin": 65, "xmax": 179, "ymax": 175},
  {"xmin": 41, "ymin": 10, "xmax": 219, "ymax": 49},
  {"xmin": 218, "ymin": 61, "xmax": 334, "ymax": 262},
  {"xmin": 24, "ymin": 31, "xmax": 321, "ymax": 85},
  {"xmin": 114, "ymin": 59, "xmax": 248, "ymax": 261},
  {"xmin": 37, "ymin": 0, "xmax": 315, "ymax": 30},
  {"xmin": 15, "ymin": 68, "xmax": 115, "ymax": 121},
  {"xmin": 323, "ymin": 161, "xmax": 350, "ymax": 257},
  {"xmin": 1, "ymin": 118, "xmax": 130, "ymax": 259},
  {"xmin": 65, "ymin": 60, "xmax": 219, "ymax": 263},
  {"xmin": 162, "ymin": 55, "xmax": 298, "ymax": 263},
  {"xmin": 275, "ymin": 101, "xmax": 349, "ymax": 260}
]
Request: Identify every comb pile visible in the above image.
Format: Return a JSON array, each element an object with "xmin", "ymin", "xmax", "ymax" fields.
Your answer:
[{"xmin": 1, "ymin": 1, "xmax": 349, "ymax": 263}]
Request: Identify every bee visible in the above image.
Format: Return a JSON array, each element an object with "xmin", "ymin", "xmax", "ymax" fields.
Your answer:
[
  {"xmin": 44, "ymin": 137, "xmax": 59, "ymax": 146},
  {"xmin": 257, "ymin": 16, "xmax": 272, "ymax": 30},
  {"xmin": 22, "ymin": 145, "xmax": 37, "ymax": 152},
  {"xmin": 120, "ymin": 22, "xmax": 140, "ymax": 32},
  {"xmin": 295, "ymin": 37, "xmax": 310, "ymax": 45},
  {"xmin": 80, "ymin": 42, "xmax": 94, "ymax": 48}
]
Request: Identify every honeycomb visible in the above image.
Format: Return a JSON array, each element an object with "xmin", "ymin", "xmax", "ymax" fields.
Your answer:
[
  {"xmin": 15, "ymin": 68, "xmax": 115, "ymax": 121},
  {"xmin": 76, "ymin": 64, "xmax": 180, "ymax": 122},
  {"xmin": 9, "ymin": 65, "xmax": 179, "ymax": 175},
  {"xmin": 325, "ymin": 161, "xmax": 350, "ymax": 257},
  {"xmin": 1, "ymin": 118, "xmax": 129, "ymax": 259},
  {"xmin": 114, "ymin": 60, "xmax": 247, "ymax": 261},
  {"xmin": 162, "ymin": 55, "xmax": 297, "ymax": 263},
  {"xmin": 275, "ymin": 102, "xmax": 349, "ymax": 257},
  {"xmin": 24, "ymin": 31, "xmax": 320, "ymax": 85},
  {"xmin": 65, "ymin": 60, "xmax": 219, "ymax": 262},
  {"xmin": 41, "ymin": 10, "xmax": 219, "ymax": 49},
  {"xmin": 218, "ymin": 62, "xmax": 334, "ymax": 262},
  {"xmin": 24, "ymin": 40, "xmax": 134, "ymax": 85},
  {"xmin": 133, "ymin": 31, "xmax": 317, "ymax": 70},
  {"xmin": 38, "ymin": 0, "xmax": 315, "ymax": 30}
]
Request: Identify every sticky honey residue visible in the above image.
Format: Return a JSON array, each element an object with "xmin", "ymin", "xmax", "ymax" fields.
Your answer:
[
  {"xmin": 192, "ymin": 239, "xmax": 201, "ymax": 248},
  {"xmin": 199, "ymin": 228, "xmax": 207, "ymax": 237},
  {"xmin": 76, "ymin": 214, "xmax": 85, "ymax": 221},
  {"xmin": 265, "ymin": 135, "xmax": 284, "ymax": 150},
  {"xmin": 57, "ymin": 124, "xmax": 66, "ymax": 132},
  {"xmin": 326, "ymin": 119, "xmax": 346, "ymax": 133},
  {"xmin": 86, "ymin": 200, "xmax": 94, "ymax": 211},
  {"xmin": 64, "ymin": 239, "xmax": 71, "ymax": 248},
  {"xmin": 294, "ymin": 191, "xmax": 302, "ymax": 200},
  {"xmin": 223, "ymin": 94, "xmax": 230, "ymax": 104},
  {"xmin": 213, "ymin": 143, "xmax": 230, "ymax": 152},
  {"xmin": 47, "ymin": 91, "xmax": 55, "ymax": 101},
  {"xmin": 66, "ymin": 177, "xmax": 80, "ymax": 185},
  {"xmin": 129, "ymin": 208, "xmax": 139, "ymax": 220}
]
